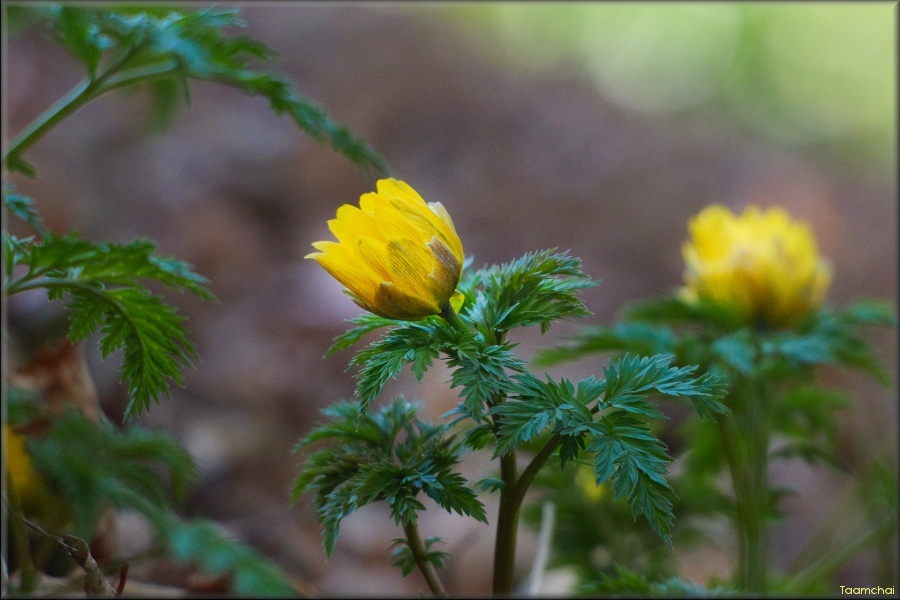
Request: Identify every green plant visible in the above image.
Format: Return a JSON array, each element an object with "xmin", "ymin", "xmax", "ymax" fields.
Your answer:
[
  {"xmin": 535, "ymin": 205, "xmax": 896, "ymax": 594},
  {"xmin": 294, "ymin": 206, "xmax": 730, "ymax": 595},
  {"xmin": 3, "ymin": 4, "xmax": 389, "ymax": 596}
]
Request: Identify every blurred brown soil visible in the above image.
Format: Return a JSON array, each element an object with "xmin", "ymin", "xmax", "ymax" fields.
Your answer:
[{"xmin": 4, "ymin": 5, "xmax": 897, "ymax": 596}]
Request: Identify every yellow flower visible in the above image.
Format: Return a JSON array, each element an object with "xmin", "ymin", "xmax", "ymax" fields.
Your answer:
[
  {"xmin": 3, "ymin": 425, "xmax": 50, "ymax": 514},
  {"xmin": 306, "ymin": 178, "xmax": 465, "ymax": 320},
  {"xmin": 575, "ymin": 464, "xmax": 606, "ymax": 503},
  {"xmin": 680, "ymin": 204, "xmax": 832, "ymax": 328}
]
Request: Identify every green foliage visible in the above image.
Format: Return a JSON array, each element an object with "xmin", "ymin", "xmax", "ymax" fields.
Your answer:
[
  {"xmin": 336, "ymin": 250, "xmax": 593, "ymax": 422},
  {"xmin": 25, "ymin": 408, "xmax": 197, "ymax": 539},
  {"xmin": 444, "ymin": 338, "xmax": 527, "ymax": 423},
  {"xmin": 160, "ymin": 517, "xmax": 296, "ymax": 596},
  {"xmin": 763, "ymin": 301, "xmax": 896, "ymax": 385},
  {"xmin": 463, "ymin": 248, "xmax": 595, "ymax": 337},
  {"xmin": 489, "ymin": 354, "xmax": 727, "ymax": 545},
  {"xmin": 345, "ymin": 314, "xmax": 527, "ymax": 423},
  {"xmin": 389, "ymin": 536, "xmax": 448, "ymax": 577},
  {"xmin": 326, "ymin": 252, "xmax": 729, "ymax": 550},
  {"xmin": 5, "ymin": 385, "xmax": 45, "ymax": 427},
  {"xmin": 291, "ymin": 398, "xmax": 487, "ymax": 558},
  {"xmin": 6, "ymin": 4, "xmax": 388, "ymax": 176},
  {"xmin": 3, "ymin": 185, "xmax": 48, "ymax": 236},
  {"xmin": 326, "ymin": 313, "xmax": 396, "ymax": 356},
  {"xmin": 534, "ymin": 321, "xmax": 678, "ymax": 366},
  {"xmin": 348, "ymin": 319, "xmax": 449, "ymax": 417},
  {"xmin": 600, "ymin": 354, "xmax": 729, "ymax": 422},
  {"xmin": 490, "ymin": 374, "xmax": 595, "ymax": 459},
  {"xmin": 579, "ymin": 563, "xmax": 735, "ymax": 597},
  {"xmin": 537, "ymin": 290, "xmax": 895, "ymax": 591},
  {"xmin": 521, "ymin": 460, "xmax": 713, "ymax": 586},
  {"xmin": 586, "ymin": 411, "xmax": 675, "ymax": 545},
  {"xmin": 4, "ymin": 190, "xmax": 216, "ymax": 421},
  {"xmin": 768, "ymin": 385, "xmax": 850, "ymax": 466},
  {"xmin": 13, "ymin": 394, "xmax": 296, "ymax": 596},
  {"xmin": 536, "ymin": 296, "xmax": 895, "ymax": 471}
]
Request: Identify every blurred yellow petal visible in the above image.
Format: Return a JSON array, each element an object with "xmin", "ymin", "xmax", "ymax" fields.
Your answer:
[
  {"xmin": 680, "ymin": 204, "xmax": 831, "ymax": 328},
  {"xmin": 3, "ymin": 425, "xmax": 50, "ymax": 514}
]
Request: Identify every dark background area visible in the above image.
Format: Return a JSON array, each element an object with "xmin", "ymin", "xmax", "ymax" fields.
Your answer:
[{"xmin": 4, "ymin": 4, "xmax": 896, "ymax": 596}]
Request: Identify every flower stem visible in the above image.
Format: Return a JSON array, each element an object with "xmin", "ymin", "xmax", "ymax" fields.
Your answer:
[
  {"xmin": 492, "ymin": 449, "xmax": 519, "ymax": 595},
  {"xmin": 719, "ymin": 377, "xmax": 769, "ymax": 593},
  {"xmin": 402, "ymin": 520, "xmax": 447, "ymax": 598},
  {"xmin": 439, "ymin": 302, "xmax": 468, "ymax": 335},
  {"xmin": 491, "ymin": 432, "xmax": 562, "ymax": 594}
]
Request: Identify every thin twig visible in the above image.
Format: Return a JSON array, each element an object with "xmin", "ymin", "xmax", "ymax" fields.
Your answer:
[{"xmin": 2, "ymin": 494, "xmax": 118, "ymax": 598}]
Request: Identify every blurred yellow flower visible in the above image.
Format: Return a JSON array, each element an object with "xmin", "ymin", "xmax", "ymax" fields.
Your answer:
[
  {"xmin": 575, "ymin": 464, "xmax": 607, "ymax": 503},
  {"xmin": 307, "ymin": 178, "xmax": 465, "ymax": 320},
  {"xmin": 3, "ymin": 425, "xmax": 50, "ymax": 513},
  {"xmin": 680, "ymin": 204, "xmax": 832, "ymax": 328}
]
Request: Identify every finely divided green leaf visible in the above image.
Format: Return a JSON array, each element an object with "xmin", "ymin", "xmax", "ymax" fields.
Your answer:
[
  {"xmin": 602, "ymin": 354, "xmax": 729, "ymax": 421},
  {"xmin": 3, "ymin": 187, "xmax": 48, "ymax": 236},
  {"xmin": 5, "ymin": 233, "xmax": 215, "ymax": 420},
  {"xmin": 466, "ymin": 249, "xmax": 595, "ymax": 336},
  {"xmin": 26, "ymin": 409, "xmax": 197, "ymax": 538},
  {"xmin": 534, "ymin": 321, "xmax": 677, "ymax": 367},
  {"xmin": 292, "ymin": 398, "xmax": 485, "ymax": 558},
  {"xmin": 586, "ymin": 413, "xmax": 675, "ymax": 545}
]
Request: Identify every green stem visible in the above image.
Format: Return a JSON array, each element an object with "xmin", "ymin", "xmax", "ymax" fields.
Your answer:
[
  {"xmin": 4, "ymin": 45, "xmax": 144, "ymax": 167},
  {"xmin": 98, "ymin": 60, "xmax": 181, "ymax": 93},
  {"xmin": 492, "ymin": 449, "xmax": 519, "ymax": 595},
  {"xmin": 514, "ymin": 434, "xmax": 561, "ymax": 507},
  {"xmin": 719, "ymin": 378, "xmax": 769, "ymax": 593},
  {"xmin": 439, "ymin": 302, "xmax": 468, "ymax": 335},
  {"xmin": 438, "ymin": 301, "xmax": 542, "ymax": 595},
  {"xmin": 402, "ymin": 520, "xmax": 447, "ymax": 598},
  {"xmin": 747, "ymin": 377, "xmax": 769, "ymax": 592},
  {"xmin": 3, "ymin": 78, "xmax": 99, "ymax": 167}
]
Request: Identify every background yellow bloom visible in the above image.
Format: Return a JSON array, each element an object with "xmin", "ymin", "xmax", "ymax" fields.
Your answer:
[
  {"xmin": 680, "ymin": 204, "xmax": 832, "ymax": 328},
  {"xmin": 307, "ymin": 178, "xmax": 465, "ymax": 320},
  {"xmin": 3, "ymin": 425, "xmax": 51, "ymax": 516}
]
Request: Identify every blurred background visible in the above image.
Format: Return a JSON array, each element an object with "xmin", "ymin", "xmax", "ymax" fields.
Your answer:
[{"xmin": 4, "ymin": 2, "xmax": 897, "ymax": 596}]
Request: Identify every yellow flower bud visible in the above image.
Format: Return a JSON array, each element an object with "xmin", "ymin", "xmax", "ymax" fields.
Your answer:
[
  {"xmin": 307, "ymin": 178, "xmax": 465, "ymax": 320},
  {"xmin": 680, "ymin": 204, "xmax": 832, "ymax": 328}
]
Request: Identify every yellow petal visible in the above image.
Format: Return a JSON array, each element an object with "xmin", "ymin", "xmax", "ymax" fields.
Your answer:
[
  {"xmin": 311, "ymin": 242, "xmax": 379, "ymax": 308},
  {"xmin": 373, "ymin": 281, "xmax": 441, "ymax": 319},
  {"xmin": 329, "ymin": 204, "xmax": 383, "ymax": 245},
  {"xmin": 384, "ymin": 237, "xmax": 437, "ymax": 299},
  {"xmin": 307, "ymin": 178, "xmax": 465, "ymax": 320}
]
